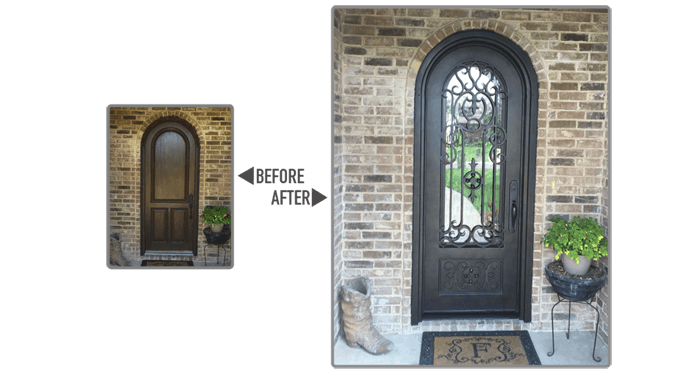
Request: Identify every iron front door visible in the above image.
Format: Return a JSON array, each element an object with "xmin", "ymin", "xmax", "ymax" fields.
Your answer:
[
  {"xmin": 420, "ymin": 38, "xmax": 530, "ymax": 318},
  {"xmin": 142, "ymin": 121, "xmax": 199, "ymax": 255}
]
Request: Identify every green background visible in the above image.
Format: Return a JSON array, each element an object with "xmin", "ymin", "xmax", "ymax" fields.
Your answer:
[{"xmin": 0, "ymin": 1, "xmax": 698, "ymax": 372}]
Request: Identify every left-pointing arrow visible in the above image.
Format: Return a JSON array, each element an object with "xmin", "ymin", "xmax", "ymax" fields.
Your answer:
[{"xmin": 238, "ymin": 167, "xmax": 254, "ymax": 185}]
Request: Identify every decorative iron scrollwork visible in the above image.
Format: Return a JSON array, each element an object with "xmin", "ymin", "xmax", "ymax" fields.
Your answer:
[
  {"xmin": 440, "ymin": 62, "xmax": 508, "ymax": 247},
  {"xmin": 440, "ymin": 259, "xmax": 502, "ymax": 294},
  {"xmin": 462, "ymin": 158, "xmax": 482, "ymax": 192}
]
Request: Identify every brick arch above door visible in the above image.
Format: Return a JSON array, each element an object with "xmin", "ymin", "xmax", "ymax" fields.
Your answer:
[
  {"xmin": 406, "ymin": 18, "xmax": 547, "ymax": 85},
  {"xmin": 136, "ymin": 110, "xmax": 205, "ymax": 144},
  {"xmin": 400, "ymin": 18, "xmax": 550, "ymax": 234}
]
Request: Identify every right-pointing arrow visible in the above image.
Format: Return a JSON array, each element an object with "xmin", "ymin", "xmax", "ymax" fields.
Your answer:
[
  {"xmin": 238, "ymin": 167, "xmax": 254, "ymax": 185},
  {"xmin": 311, "ymin": 188, "xmax": 326, "ymax": 207}
]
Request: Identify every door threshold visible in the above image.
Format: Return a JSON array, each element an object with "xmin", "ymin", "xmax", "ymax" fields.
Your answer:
[
  {"xmin": 421, "ymin": 312, "xmax": 521, "ymax": 321},
  {"xmin": 143, "ymin": 250, "xmax": 195, "ymax": 257}
]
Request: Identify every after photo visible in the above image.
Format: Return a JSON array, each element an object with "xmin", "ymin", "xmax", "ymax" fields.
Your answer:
[{"xmin": 331, "ymin": 7, "xmax": 610, "ymax": 366}]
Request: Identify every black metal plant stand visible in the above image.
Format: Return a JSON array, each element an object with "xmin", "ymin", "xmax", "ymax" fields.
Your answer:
[
  {"xmin": 547, "ymin": 294, "xmax": 601, "ymax": 362},
  {"xmin": 203, "ymin": 226, "xmax": 231, "ymax": 266},
  {"xmin": 544, "ymin": 261, "xmax": 607, "ymax": 362}
]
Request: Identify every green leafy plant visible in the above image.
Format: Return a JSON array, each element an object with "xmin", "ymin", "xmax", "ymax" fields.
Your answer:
[
  {"xmin": 201, "ymin": 206, "xmax": 231, "ymax": 226},
  {"xmin": 541, "ymin": 216, "xmax": 608, "ymax": 263}
]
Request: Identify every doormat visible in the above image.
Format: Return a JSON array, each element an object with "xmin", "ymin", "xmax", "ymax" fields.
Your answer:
[
  {"xmin": 419, "ymin": 331, "xmax": 541, "ymax": 365},
  {"xmin": 141, "ymin": 260, "xmax": 194, "ymax": 267}
]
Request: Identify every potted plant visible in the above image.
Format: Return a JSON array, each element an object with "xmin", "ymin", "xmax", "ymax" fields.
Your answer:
[
  {"xmin": 201, "ymin": 206, "xmax": 231, "ymax": 233},
  {"xmin": 541, "ymin": 216, "xmax": 608, "ymax": 275}
]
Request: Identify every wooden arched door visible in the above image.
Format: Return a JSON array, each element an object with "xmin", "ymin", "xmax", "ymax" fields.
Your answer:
[
  {"xmin": 141, "ymin": 118, "xmax": 200, "ymax": 255},
  {"xmin": 411, "ymin": 30, "xmax": 539, "ymax": 324}
]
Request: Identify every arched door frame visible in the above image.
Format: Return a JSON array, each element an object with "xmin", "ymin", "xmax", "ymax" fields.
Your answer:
[
  {"xmin": 411, "ymin": 29, "xmax": 539, "ymax": 324},
  {"xmin": 140, "ymin": 116, "xmax": 201, "ymax": 256}
]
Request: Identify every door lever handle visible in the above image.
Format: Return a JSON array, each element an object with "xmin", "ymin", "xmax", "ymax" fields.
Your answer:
[
  {"xmin": 509, "ymin": 180, "xmax": 518, "ymax": 233},
  {"xmin": 189, "ymin": 194, "xmax": 193, "ymax": 219}
]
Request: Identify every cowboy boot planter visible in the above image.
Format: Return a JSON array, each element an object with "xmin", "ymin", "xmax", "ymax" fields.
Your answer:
[{"xmin": 340, "ymin": 277, "xmax": 394, "ymax": 355}]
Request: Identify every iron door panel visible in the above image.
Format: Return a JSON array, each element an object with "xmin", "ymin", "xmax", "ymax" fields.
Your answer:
[{"xmin": 422, "ymin": 44, "xmax": 525, "ymax": 315}]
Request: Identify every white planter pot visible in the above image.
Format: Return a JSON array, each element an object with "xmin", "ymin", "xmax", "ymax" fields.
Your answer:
[
  {"xmin": 561, "ymin": 254, "xmax": 592, "ymax": 276},
  {"xmin": 211, "ymin": 224, "xmax": 224, "ymax": 233}
]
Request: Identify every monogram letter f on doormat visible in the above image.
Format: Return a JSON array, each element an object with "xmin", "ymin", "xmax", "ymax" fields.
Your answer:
[{"xmin": 419, "ymin": 331, "xmax": 541, "ymax": 365}]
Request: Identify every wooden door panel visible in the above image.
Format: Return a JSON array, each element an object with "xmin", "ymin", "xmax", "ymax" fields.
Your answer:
[
  {"xmin": 141, "ymin": 120, "xmax": 199, "ymax": 255},
  {"xmin": 151, "ymin": 208, "xmax": 168, "ymax": 242},
  {"xmin": 154, "ymin": 131, "xmax": 187, "ymax": 201},
  {"xmin": 170, "ymin": 208, "xmax": 188, "ymax": 243}
]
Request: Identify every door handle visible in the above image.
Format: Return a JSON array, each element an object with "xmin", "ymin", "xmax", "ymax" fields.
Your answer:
[
  {"xmin": 189, "ymin": 194, "xmax": 193, "ymax": 219},
  {"xmin": 509, "ymin": 180, "xmax": 518, "ymax": 233}
]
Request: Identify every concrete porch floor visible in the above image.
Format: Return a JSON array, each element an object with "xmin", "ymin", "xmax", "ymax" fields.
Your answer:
[{"xmin": 333, "ymin": 330, "xmax": 609, "ymax": 366}]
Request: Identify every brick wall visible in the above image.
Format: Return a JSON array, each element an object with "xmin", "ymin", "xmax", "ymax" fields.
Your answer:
[
  {"xmin": 597, "ymin": 132, "xmax": 610, "ymax": 344},
  {"xmin": 333, "ymin": 7, "xmax": 609, "ymax": 345},
  {"xmin": 333, "ymin": 9, "xmax": 345, "ymax": 342},
  {"xmin": 109, "ymin": 106, "xmax": 232, "ymax": 266}
]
